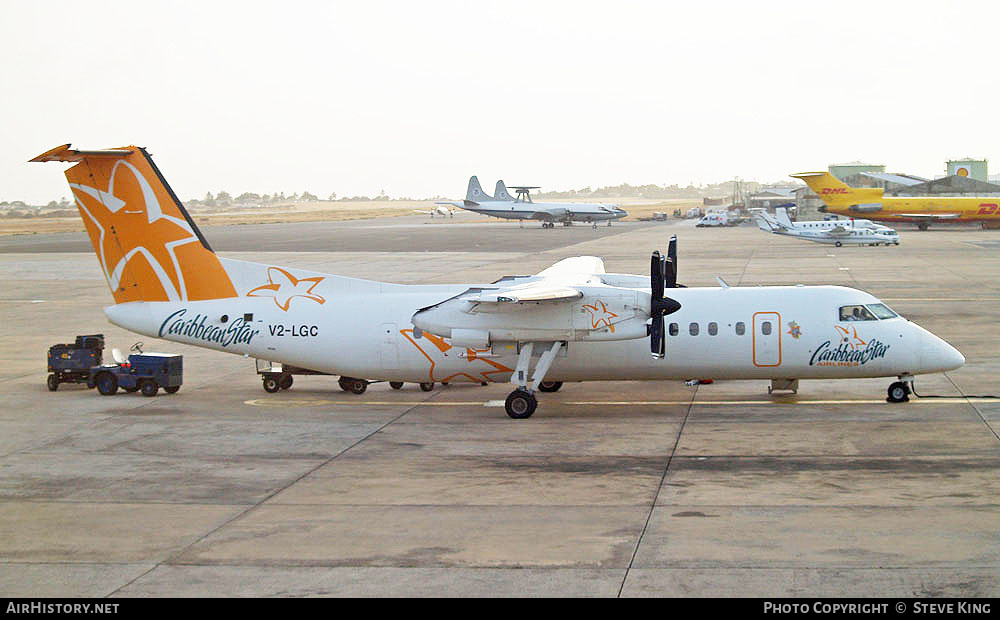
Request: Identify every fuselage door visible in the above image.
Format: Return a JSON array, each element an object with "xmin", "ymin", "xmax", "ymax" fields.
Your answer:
[
  {"xmin": 380, "ymin": 322, "xmax": 399, "ymax": 369},
  {"xmin": 753, "ymin": 312, "xmax": 781, "ymax": 367}
]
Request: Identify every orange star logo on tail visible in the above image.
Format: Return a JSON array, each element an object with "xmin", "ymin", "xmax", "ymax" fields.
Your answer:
[
  {"xmin": 65, "ymin": 153, "xmax": 236, "ymax": 303},
  {"xmin": 247, "ymin": 267, "xmax": 326, "ymax": 311},
  {"xmin": 32, "ymin": 144, "xmax": 237, "ymax": 304}
]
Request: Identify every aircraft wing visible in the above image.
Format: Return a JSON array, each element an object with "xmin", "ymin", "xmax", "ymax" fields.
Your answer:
[
  {"xmin": 473, "ymin": 284, "xmax": 584, "ymax": 304},
  {"xmin": 827, "ymin": 225, "xmax": 851, "ymax": 235},
  {"xmin": 535, "ymin": 256, "xmax": 607, "ymax": 277},
  {"xmin": 435, "ymin": 201, "xmax": 466, "ymax": 208}
]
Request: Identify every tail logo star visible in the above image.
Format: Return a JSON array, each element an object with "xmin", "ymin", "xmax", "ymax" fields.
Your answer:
[{"xmin": 248, "ymin": 266, "xmax": 326, "ymax": 311}]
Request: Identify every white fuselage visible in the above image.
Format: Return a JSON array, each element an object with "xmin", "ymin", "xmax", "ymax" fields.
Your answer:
[
  {"xmin": 462, "ymin": 199, "xmax": 627, "ymax": 224},
  {"xmin": 774, "ymin": 227, "xmax": 900, "ymax": 246},
  {"xmin": 104, "ymin": 259, "xmax": 962, "ymax": 386}
]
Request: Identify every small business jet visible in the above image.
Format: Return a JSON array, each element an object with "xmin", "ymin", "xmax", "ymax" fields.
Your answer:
[
  {"xmin": 437, "ymin": 176, "xmax": 628, "ymax": 229},
  {"xmin": 752, "ymin": 208, "xmax": 900, "ymax": 247},
  {"xmin": 33, "ymin": 144, "xmax": 964, "ymax": 418},
  {"xmin": 414, "ymin": 205, "xmax": 456, "ymax": 218}
]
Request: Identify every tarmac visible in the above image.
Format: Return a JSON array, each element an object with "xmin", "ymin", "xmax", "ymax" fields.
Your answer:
[{"xmin": 0, "ymin": 214, "xmax": 998, "ymax": 597}]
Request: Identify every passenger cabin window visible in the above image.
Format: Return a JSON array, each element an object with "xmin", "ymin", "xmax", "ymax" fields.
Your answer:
[
  {"xmin": 761, "ymin": 321, "xmax": 772, "ymax": 335},
  {"xmin": 708, "ymin": 322, "xmax": 718, "ymax": 336},
  {"xmin": 735, "ymin": 321, "xmax": 745, "ymax": 335},
  {"xmin": 669, "ymin": 322, "xmax": 678, "ymax": 336},
  {"xmin": 689, "ymin": 322, "xmax": 699, "ymax": 336},
  {"xmin": 839, "ymin": 305, "xmax": 877, "ymax": 321}
]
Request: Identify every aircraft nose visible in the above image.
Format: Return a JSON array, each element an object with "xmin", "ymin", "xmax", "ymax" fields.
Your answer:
[{"xmin": 920, "ymin": 333, "xmax": 965, "ymax": 372}]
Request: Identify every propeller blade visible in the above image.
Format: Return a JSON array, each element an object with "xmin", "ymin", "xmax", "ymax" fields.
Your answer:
[
  {"xmin": 650, "ymin": 251, "xmax": 664, "ymax": 301},
  {"xmin": 650, "ymin": 316, "xmax": 665, "ymax": 359},
  {"xmin": 666, "ymin": 235, "xmax": 678, "ymax": 288}
]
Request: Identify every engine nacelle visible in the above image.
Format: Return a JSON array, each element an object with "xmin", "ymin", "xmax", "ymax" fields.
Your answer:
[{"xmin": 412, "ymin": 286, "xmax": 651, "ymax": 344}]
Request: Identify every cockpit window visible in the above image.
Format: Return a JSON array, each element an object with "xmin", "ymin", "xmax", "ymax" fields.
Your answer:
[
  {"xmin": 866, "ymin": 303, "xmax": 898, "ymax": 319},
  {"xmin": 839, "ymin": 305, "xmax": 877, "ymax": 321}
]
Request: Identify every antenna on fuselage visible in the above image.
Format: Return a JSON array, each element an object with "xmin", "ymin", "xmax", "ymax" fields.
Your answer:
[{"xmin": 510, "ymin": 186, "xmax": 540, "ymax": 203}]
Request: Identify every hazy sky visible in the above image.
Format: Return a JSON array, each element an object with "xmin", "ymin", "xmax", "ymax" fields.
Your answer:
[{"xmin": 2, "ymin": 0, "xmax": 998, "ymax": 203}]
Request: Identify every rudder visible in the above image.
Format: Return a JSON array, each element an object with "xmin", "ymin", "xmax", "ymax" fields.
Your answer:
[
  {"xmin": 790, "ymin": 171, "xmax": 882, "ymax": 207},
  {"xmin": 466, "ymin": 176, "xmax": 492, "ymax": 202},
  {"xmin": 494, "ymin": 180, "xmax": 514, "ymax": 201},
  {"xmin": 31, "ymin": 144, "xmax": 238, "ymax": 304}
]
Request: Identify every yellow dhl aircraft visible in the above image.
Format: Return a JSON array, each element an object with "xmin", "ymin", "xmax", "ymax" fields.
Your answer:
[{"xmin": 791, "ymin": 171, "xmax": 1000, "ymax": 230}]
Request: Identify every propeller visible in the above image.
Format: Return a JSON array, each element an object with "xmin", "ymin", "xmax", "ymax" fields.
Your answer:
[
  {"xmin": 649, "ymin": 250, "xmax": 682, "ymax": 359},
  {"xmin": 665, "ymin": 234, "xmax": 684, "ymax": 288}
]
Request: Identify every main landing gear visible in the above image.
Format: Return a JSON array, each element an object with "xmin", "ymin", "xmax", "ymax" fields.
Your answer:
[
  {"xmin": 338, "ymin": 376, "xmax": 368, "ymax": 394},
  {"xmin": 504, "ymin": 341, "xmax": 564, "ymax": 419}
]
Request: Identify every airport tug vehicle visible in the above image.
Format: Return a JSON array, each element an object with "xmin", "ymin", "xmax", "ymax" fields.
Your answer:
[{"xmin": 88, "ymin": 344, "xmax": 183, "ymax": 397}]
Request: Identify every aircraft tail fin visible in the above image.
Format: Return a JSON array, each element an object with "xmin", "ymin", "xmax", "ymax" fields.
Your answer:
[
  {"xmin": 494, "ymin": 180, "xmax": 514, "ymax": 201},
  {"xmin": 30, "ymin": 144, "xmax": 238, "ymax": 304},
  {"xmin": 790, "ymin": 171, "xmax": 882, "ymax": 207},
  {"xmin": 774, "ymin": 207, "xmax": 795, "ymax": 228},
  {"xmin": 466, "ymin": 176, "xmax": 492, "ymax": 203},
  {"xmin": 750, "ymin": 209, "xmax": 781, "ymax": 232}
]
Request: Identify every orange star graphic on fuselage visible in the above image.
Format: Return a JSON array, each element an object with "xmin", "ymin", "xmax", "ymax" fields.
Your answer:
[
  {"xmin": 835, "ymin": 325, "xmax": 867, "ymax": 350},
  {"xmin": 582, "ymin": 299, "xmax": 618, "ymax": 333},
  {"xmin": 400, "ymin": 329, "xmax": 512, "ymax": 383},
  {"xmin": 247, "ymin": 266, "xmax": 326, "ymax": 311}
]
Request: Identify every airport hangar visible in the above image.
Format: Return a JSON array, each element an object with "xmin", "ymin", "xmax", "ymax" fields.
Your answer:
[{"xmin": 0, "ymin": 212, "xmax": 997, "ymax": 597}]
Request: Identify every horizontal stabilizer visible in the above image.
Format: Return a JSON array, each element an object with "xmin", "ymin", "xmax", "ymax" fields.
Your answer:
[{"xmin": 30, "ymin": 144, "xmax": 135, "ymax": 162}]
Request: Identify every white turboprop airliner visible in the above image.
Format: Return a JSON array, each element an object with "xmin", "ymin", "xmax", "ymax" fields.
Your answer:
[
  {"xmin": 752, "ymin": 208, "xmax": 900, "ymax": 247},
  {"xmin": 32, "ymin": 144, "xmax": 964, "ymax": 418},
  {"xmin": 436, "ymin": 177, "xmax": 628, "ymax": 229}
]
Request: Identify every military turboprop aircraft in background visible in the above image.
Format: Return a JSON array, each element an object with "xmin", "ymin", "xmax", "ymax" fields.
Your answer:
[
  {"xmin": 437, "ymin": 176, "xmax": 628, "ymax": 229},
  {"xmin": 752, "ymin": 208, "xmax": 900, "ymax": 247},
  {"xmin": 792, "ymin": 171, "xmax": 1000, "ymax": 230},
  {"xmin": 32, "ymin": 144, "xmax": 964, "ymax": 418}
]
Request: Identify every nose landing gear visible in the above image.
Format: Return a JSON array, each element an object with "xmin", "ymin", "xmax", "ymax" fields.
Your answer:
[{"xmin": 887, "ymin": 375, "xmax": 913, "ymax": 403}]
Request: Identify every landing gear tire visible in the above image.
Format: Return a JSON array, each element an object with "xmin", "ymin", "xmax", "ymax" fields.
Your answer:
[
  {"xmin": 538, "ymin": 380, "xmax": 563, "ymax": 393},
  {"xmin": 96, "ymin": 372, "xmax": 117, "ymax": 396},
  {"xmin": 279, "ymin": 373, "xmax": 293, "ymax": 390},
  {"xmin": 419, "ymin": 382, "xmax": 434, "ymax": 392},
  {"xmin": 887, "ymin": 381, "xmax": 910, "ymax": 403},
  {"xmin": 505, "ymin": 389, "xmax": 537, "ymax": 419},
  {"xmin": 263, "ymin": 376, "xmax": 280, "ymax": 393},
  {"xmin": 349, "ymin": 380, "xmax": 368, "ymax": 395},
  {"xmin": 918, "ymin": 223, "xmax": 929, "ymax": 231},
  {"xmin": 47, "ymin": 374, "xmax": 59, "ymax": 391},
  {"xmin": 389, "ymin": 381, "xmax": 404, "ymax": 390},
  {"xmin": 140, "ymin": 380, "xmax": 158, "ymax": 397},
  {"xmin": 835, "ymin": 241, "xmax": 842, "ymax": 247}
]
